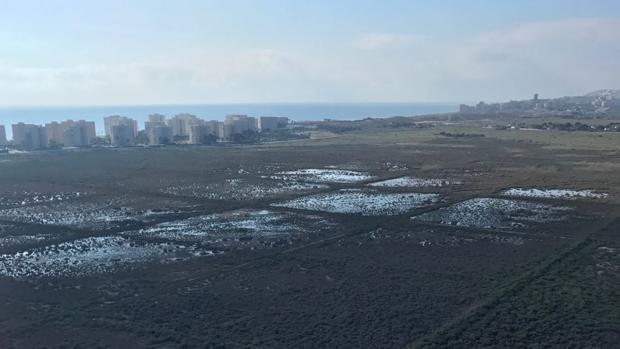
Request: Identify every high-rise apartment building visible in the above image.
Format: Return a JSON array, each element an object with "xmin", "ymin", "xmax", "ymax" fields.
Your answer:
[
  {"xmin": 12, "ymin": 123, "xmax": 46, "ymax": 150},
  {"xmin": 189, "ymin": 124, "xmax": 219, "ymax": 144},
  {"xmin": 148, "ymin": 114, "xmax": 167, "ymax": 124},
  {"xmin": 104, "ymin": 116, "xmax": 138, "ymax": 139},
  {"xmin": 147, "ymin": 125, "xmax": 173, "ymax": 145},
  {"xmin": 110, "ymin": 124, "xmax": 136, "ymax": 147},
  {"xmin": 46, "ymin": 120, "xmax": 96, "ymax": 147},
  {"xmin": 145, "ymin": 114, "xmax": 171, "ymax": 145},
  {"xmin": 224, "ymin": 115, "xmax": 257, "ymax": 136},
  {"xmin": 0, "ymin": 125, "xmax": 7, "ymax": 145},
  {"xmin": 257, "ymin": 116, "xmax": 289, "ymax": 131},
  {"xmin": 168, "ymin": 114, "xmax": 203, "ymax": 138},
  {"xmin": 44, "ymin": 122, "xmax": 64, "ymax": 147}
]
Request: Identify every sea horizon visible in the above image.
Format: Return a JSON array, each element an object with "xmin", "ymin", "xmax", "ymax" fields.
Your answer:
[{"xmin": 0, "ymin": 102, "xmax": 458, "ymax": 138}]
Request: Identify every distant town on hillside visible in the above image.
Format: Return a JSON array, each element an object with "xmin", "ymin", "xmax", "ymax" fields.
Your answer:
[{"xmin": 459, "ymin": 90, "xmax": 620, "ymax": 117}]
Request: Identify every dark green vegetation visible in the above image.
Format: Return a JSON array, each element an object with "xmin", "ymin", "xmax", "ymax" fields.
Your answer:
[{"xmin": 0, "ymin": 115, "xmax": 618, "ymax": 348}]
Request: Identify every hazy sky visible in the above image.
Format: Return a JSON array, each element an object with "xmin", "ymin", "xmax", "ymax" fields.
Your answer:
[{"xmin": 1, "ymin": 0, "xmax": 620, "ymax": 106}]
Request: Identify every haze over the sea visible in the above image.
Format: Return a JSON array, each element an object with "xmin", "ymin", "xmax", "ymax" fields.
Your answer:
[
  {"xmin": 2, "ymin": 1, "xmax": 620, "ymax": 110},
  {"xmin": 0, "ymin": 103, "xmax": 456, "ymax": 138}
]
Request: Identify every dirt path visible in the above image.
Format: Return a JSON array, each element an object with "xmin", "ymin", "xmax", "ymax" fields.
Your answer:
[{"xmin": 408, "ymin": 216, "xmax": 619, "ymax": 348}]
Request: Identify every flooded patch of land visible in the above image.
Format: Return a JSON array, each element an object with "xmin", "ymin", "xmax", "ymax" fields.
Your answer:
[
  {"xmin": 162, "ymin": 179, "xmax": 328, "ymax": 200},
  {"xmin": 0, "ymin": 234, "xmax": 52, "ymax": 249},
  {"xmin": 0, "ymin": 198, "xmax": 176, "ymax": 229},
  {"xmin": 273, "ymin": 189, "xmax": 439, "ymax": 215},
  {"xmin": 366, "ymin": 227, "xmax": 527, "ymax": 247},
  {"xmin": 127, "ymin": 209, "xmax": 334, "ymax": 250},
  {"xmin": 412, "ymin": 198, "xmax": 571, "ymax": 230},
  {"xmin": 0, "ymin": 191, "xmax": 87, "ymax": 208},
  {"xmin": 268, "ymin": 168, "xmax": 375, "ymax": 183},
  {"xmin": 0, "ymin": 236, "xmax": 199, "ymax": 279},
  {"xmin": 368, "ymin": 176, "xmax": 461, "ymax": 188},
  {"xmin": 500, "ymin": 188, "xmax": 608, "ymax": 200}
]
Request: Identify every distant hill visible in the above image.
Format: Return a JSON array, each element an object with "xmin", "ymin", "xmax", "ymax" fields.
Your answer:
[
  {"xmin": 459, "ymin": 89, "xmax": 620, "ymax": 117},
  {"xmin": 585, "ymin": 89, "xmax": 620, "ymax": 99}
]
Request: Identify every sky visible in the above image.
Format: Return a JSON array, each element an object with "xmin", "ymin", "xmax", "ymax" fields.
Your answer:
[{"xmin": 1, "ymin": 0, "xmax": 620, "ymax": 106}]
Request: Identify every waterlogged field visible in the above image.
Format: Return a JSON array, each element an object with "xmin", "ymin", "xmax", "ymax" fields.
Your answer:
[
  {"xmin": 127, "ymin": 209, "xmax": 335, "ymax": 250},
  {"xmin": 367, "ymin": 226, "xmax": 528, "ymax": 248},
  {"xmin": 0, "ymin": 223, "xmax": 59, "ymax": 249},
  {"xmin": 500, "ymin": 187, "xmax": 608, "ymax": 200},
  {"xmin": 162, "ymin": 178, "xmax": 328, "ymax": 201},
  {"xmin": 0, "ymin": 208, "xmax": 337, "ymax": 279},
  {"xmin": 0, "ymin": 233, "xmax": 51, "ymax": 249},
  {"xmin": 0, "ymin": 191, "xmax": 87, "ymax": 208},
  {"xmin": 0, "ymin": 198, "xmax": 176, "ymax": 229},
  {"xmin": 0, "ymin": 236, "xmax": 199, "ymax": 279},
  {"xmin": 0, "ymin": 123, "xmax": 618, "ymax": 348},
  {"xmin": 272, "ymin": 189, "xmax": 439, "ymax": 215},
  {"xmin": 268, "ymin": 168, "xmax": 375, "ymax": 183},
  {"xmin": 412, "ymin": 198, "xmax": 572, "ymax": 230},
  {"xmin": 160, "ymin": 168, "xmax": 377, "ymax": 201},
  {"xmin": 368, "ymin": 176, "xmax": 461, "ymax": 188}
]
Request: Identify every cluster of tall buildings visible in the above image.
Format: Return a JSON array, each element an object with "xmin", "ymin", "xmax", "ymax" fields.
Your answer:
[
  {"xmin": 143, "ymin": 114, "xmax": 289, "ymax": 145},
  {"xmin": 1, "ymin": 113, "xmax": 289, "ymax": 150},
  {"xmin": 45, "ymin": 120, "xmax": 96, "ymax": 148},
  {"xmin": 7, "ymin": 120, "xmax": 96, "ymax": 150}
]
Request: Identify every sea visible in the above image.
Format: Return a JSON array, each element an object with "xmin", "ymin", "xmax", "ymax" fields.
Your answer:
[{"xmin": 0, "ymin": 103, "xmax": 457, "ymax": 138}]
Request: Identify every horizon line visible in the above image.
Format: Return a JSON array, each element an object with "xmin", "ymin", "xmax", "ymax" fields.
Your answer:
[{"xmin": 0, "ymin": 101, "xmax": 461, "ymax": 110}]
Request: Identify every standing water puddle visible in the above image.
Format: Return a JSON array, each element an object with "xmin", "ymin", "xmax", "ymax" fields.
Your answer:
[
  {"xmin": 500, "ymin": 188, "xmax": 608, "ymax": 200},
  {"xmin": 0, "ymin": 236, "xmax": 199, "ymax": 279},
  {"xmin": 268, "ymin": 169, "xmax": 375, "ymax": 183},
  {"xmin": 127, "ymin": 209, "xmax": 334, "ymax": 248},
  {"xmin": 368, "ymin": 176, "xmax": 461, "ymax": 188},
  {"xmin": 412, "ymin": 198, "xmax": 571, "ymax": 230},
  {"xmin": 272, "ymin": 189, "xmax": 439, "ymax": 216}
]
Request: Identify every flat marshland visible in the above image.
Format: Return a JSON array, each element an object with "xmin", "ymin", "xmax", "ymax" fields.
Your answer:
[{"xmin": 0, "ymin": 115, "xmax": 619, "ymax": 348}]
